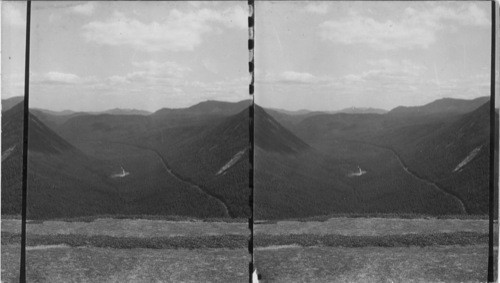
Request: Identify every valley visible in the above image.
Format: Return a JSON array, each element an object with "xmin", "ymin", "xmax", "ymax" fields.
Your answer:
[
  {"xmin": 255, "ymin": 97, "xmax": 496, "ymax": 220},
  {"xmin": 1, "ymin": 96, "xmax": 495, "ymax": 221},
  {"xmin": 1, "ymin": 98, "xmax": 250, "ymax": 220},
  {"xmin": 349, "ymin": 140, "xmax": 468, "ymax": 214},
  {"xmin": 105, "ymin": 141, "xmax": 231, "ymax": 218},
  {"xmin": 3, "ymin": 96, "xmax": 493, "ymax": 221}
]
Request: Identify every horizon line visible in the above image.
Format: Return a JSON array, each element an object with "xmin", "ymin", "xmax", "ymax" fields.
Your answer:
[{"xmin": 2, "ymin": 95, "xmax": 491, "ymax": 114}]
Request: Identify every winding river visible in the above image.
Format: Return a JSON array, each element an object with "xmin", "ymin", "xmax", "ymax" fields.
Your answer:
[
  {"xmin": 108, "ymin": 142, "xmax": 231, "ymax": 218},
  {"xmin": 346, "ymin": 140, "xmax": 468, "ymax": 214}
]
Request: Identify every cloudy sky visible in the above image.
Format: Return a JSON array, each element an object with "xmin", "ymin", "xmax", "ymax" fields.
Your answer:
[
  {"xmin": 1, "ymin": 1, "xmax": 496, "ymax": 112},
  {"xmin": 2, "ymin": 1, "xmax": 248, "ymax": 111},
  {"xmin": 255, "ymin": 1, "xmax": 496, "ymax": 111}
]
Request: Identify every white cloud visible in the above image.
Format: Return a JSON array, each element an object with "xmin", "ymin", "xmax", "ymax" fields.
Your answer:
[
  {"xmin": 319, "ymin": 3, "xmax": 489, "ymax": 50},
  {"xmin": 2, "ymin": 2, "xmax": 26, "ymax": 28},
  {"xmin": 83, "ymin": 6, "xmax": 246, "ymax": 52},
  {"xmin": 258, "ymin": 60, "xmax": 429, "ymax": 91},
  {"xmin": 44, "ymin": 72, "xmax": 82, "ymax": 84},
  {"xmin": 305, "ymin": 2, "xmax": 330, "ymax": 14},
  {"xmin": 279, "ymin": 71, "xmax": 318, "ymax": 84},
  {"xmin": 33, "ymin": 72, "xmax": 97, "ymax": 85},
  {"xmin": 71, "ymin": 2, "xmax": 95, "ymax": 16},
  {"xmin": 257, "ymin": 70, "xmax": 335, "ymax": 86}
]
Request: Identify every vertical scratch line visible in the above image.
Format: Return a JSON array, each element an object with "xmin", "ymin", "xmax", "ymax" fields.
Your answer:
[{"xmin": 20, "ymin": 1, "xmax": 32, "ymax": 283}]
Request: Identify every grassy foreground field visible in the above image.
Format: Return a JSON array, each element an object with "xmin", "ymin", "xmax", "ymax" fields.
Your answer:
[
  {"xmin": 1, "ymin": 218, "xmax": 250, "ymax": 282},
  {"xmin": 255, "ymin": 245, "xmax": 494, "ymax": 283},
  {"xmin": 3, "ymin": 218, "xmax": 248, "ymax": 237},
  {"xmin": 254, "ymin": 217, "xmax": 489, "ymax": 236},
  {"xmin": 254, "ymin": 217, "xmax": 497, "ymax": 282},
  {"xmin": 2, "ymin": 244, "xmax": 248, "ymax": 282}
]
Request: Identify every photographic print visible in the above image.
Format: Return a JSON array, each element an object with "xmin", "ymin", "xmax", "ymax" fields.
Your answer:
[
  {"xmin": 1, "ymin": 1, "xmax": 250, "ymax": 281},
  {"xmin": 253, "ymin": 1, "xmax": 498, "ymax": 282}
]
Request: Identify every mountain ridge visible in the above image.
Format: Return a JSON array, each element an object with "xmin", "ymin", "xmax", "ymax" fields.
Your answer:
[{"xmin": 388, "ymin": 96, "xmax": 490, "ymax": 116}]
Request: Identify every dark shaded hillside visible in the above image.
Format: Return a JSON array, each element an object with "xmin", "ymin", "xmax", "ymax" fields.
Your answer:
[
  {"xmin": 1, "ymin": 102, "xmax": 123, "ymax": 218},
  {"xmin": 1, "ymin": 102, "xmax": 24, "ymax": 215},
  {"xmin": 376, "ymin": 102, "xmax": 496, "ymax": 215},
  {"xmin": 254, "ymin": 106, "xmax": 310, "ymax": 154}
]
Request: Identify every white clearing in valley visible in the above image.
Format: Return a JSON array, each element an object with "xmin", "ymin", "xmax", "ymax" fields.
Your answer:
[
  {"xmin": 348, "ymin": 166, "xmax": 367, "ymax": 177},
  {"xmin": 216, "ymin": 149, "xmax": 246, "ymax": 175},
  {"xmin": 111, "ymin": 166, "xmax": 130, "ymax": 178},
  {"xmin": 453, "ymin": 146, "xmax": 482, "ymax": 172}
]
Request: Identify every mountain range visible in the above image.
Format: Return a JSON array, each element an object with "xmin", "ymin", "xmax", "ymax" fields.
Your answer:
[
  {"xmin": 255, "ymin": 96, "xmax": 496, "ymax": 219},
  {"xmin": 2, "ymin": 99, "xmax": 250, "ymax": 219},
  {"xmin": 1, "ymin": 96, "xmax": 496, "ymax": 219}
]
